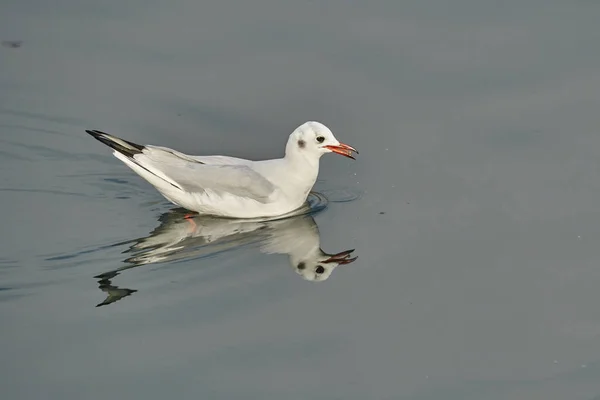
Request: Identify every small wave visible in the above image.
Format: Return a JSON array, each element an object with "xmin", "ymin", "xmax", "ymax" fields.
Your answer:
[{"xmin": 318, "ymin": 187, "xmax": 362, "ymax": 203}]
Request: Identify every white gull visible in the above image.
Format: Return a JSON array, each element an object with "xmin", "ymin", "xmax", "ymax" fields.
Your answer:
[{"xmin": 86, "ymin": 121, "xmax": 358, "ymax": 218}]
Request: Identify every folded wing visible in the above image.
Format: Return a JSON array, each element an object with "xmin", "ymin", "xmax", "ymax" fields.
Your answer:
[{"xmin": 134, "ymin": 146, "xmax": 275, "ymax": 202}]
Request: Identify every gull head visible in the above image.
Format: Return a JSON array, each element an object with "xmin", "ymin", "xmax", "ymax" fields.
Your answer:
[{"xmin": 286, "ymin": 121, "xmax": 358, "ymax": 161}]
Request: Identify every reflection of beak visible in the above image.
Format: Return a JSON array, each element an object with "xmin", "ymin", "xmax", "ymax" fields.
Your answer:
[
  {"xmin": 323, "ymin": 143, "xmax": 358, "ymax": 160},
  {"xmin": 322, "ymin": 249, "xmax": 358, "ymax": 265}
]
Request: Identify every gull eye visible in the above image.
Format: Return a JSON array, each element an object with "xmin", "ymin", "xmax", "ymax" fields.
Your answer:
[
  {"xmin": 316, "ymin": 136, "xmax": 325, "ymax": 143},
  {"xmin": 315, "ymin": 265, "xmax": 325, "ymax": 274}
]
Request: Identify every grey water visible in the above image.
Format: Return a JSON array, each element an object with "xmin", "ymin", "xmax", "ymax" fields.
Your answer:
[{"xmin": 2, "ymin": 0, "xmax": 600, "ymax": 399}]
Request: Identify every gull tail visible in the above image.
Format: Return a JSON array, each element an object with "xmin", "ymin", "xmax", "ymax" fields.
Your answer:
[
  {"xmin": 86, "ymin": 130, "xmax": 145, "ymax": 158},
  {"xmin": 86, "ymin": 129, "xmax": 183, "ymax": 194}
]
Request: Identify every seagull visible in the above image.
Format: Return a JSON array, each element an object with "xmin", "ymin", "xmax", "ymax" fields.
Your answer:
[{"xmin": 86, "ymin": 121, "xmax": 358, "ymax": 218}]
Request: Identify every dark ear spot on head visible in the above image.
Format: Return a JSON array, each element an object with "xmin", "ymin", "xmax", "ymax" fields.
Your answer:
[
  {"xmin": 297, "ymin": 262, "xmax": 306, "ymax": 270},
  {"xmin": 297, "ymin": 139, "xmax": 305, "ymax": 148}
]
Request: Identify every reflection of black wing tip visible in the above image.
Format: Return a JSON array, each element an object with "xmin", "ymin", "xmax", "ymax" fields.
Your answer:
[
  {"xmin": 95, "ymin": 287, "xmax": 137, "ymax": 307},
  {"xmin": 96, "ymin": 275, "xmax": 137, "ymax": 307}
]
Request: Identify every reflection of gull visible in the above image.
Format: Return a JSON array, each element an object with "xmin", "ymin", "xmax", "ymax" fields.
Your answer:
[{"xmin": 94, "ymin": 206, "xmax": 357, "ymax": 307}]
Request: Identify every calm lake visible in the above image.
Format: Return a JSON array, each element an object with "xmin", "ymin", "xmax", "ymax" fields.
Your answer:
[{"xmin": 2, "ymin": 0, "xmax": 600, "ymax": 399}]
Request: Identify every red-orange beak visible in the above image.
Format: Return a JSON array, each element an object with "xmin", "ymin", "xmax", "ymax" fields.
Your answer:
[{"xmin": 323, "ymin": 143, "xmax": 358, "ymax": 160}]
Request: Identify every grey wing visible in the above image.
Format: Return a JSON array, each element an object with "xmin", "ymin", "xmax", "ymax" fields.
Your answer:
[
  {"xmin": 189, "ymin": 155, "xmax": 253, "ymax": 166},
  {"xmin": 135, "ymin": 147, "xmax": 275, "ymax": 201},
  {"xmin": 164, "ymin": 163, "xmax": 275, "ymax": 201},
  {"xmin": 149, "ymin": 146, "xmax": 252, "ymax": 166}
]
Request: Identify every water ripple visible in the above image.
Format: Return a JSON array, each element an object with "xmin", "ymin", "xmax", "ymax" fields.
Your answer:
[
  {"xmin": 0, "ymin": 187, "xmax": 92, "ymax": 198},
  {"xmin": 318, "ymin": 186, "xmax": 362, "ymax": 203}
]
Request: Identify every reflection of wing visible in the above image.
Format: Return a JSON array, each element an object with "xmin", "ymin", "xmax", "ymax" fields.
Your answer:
[
  {"xmin": 120, "ymin": 210, "xmax": 272, "ymax": 265},
  {"xmin": 109, "ymin": 210, "xmax": 317, "ymax": 270},
  {"xmin": 135, "ymin": 146, "xmax": 275, "ymax": 201},
  {"xmin": 93, "ymin": 203, "xmax": 357, "ymax": 307}
]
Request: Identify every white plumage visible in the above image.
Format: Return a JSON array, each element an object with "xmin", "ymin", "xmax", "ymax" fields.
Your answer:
[{"xmin": 87, "ymin": 121, "xmax": 357, "ymax": 218}]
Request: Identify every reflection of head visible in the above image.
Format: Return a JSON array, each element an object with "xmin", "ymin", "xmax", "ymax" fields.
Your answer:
[
  {"xmin": 257, "ymin": 216, "xmax": 357, "ymax": 282},
  {"xmin": 293, "ymin": 248, "xmax": 357, "ymax": 282}
]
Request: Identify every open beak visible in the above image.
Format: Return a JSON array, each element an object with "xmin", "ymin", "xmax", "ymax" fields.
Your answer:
[
  {"xmin": 322, "ymin": 249, "xmax": 358, "ymax": 265},
  {"xmin": 323, "ymin": 143, "xmax": 358, "ymax": 160}
]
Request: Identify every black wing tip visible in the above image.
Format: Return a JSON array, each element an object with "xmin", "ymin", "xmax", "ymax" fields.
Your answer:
[
  {"xmin": 85, "ymin": 129, "xmax": 145, "ymax": 157},
  {"xmin": 85, "ymin": 129, "xmax": 103, "ymax": 138}
]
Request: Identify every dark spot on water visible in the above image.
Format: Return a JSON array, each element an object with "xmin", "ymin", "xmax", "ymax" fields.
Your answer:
[
  {"xmin": 2, "ymin": 40, "xmax": 22, "ymax": 49},
  {"xmin": 297, "ymin": 262, "xmax": 306, "ymax": 270},
  {"xmin": 297, "ymin": 139, "xmax": 305, "ymax": 148},
  {"xmin": 379, "ymin": 211, "xmax": 385, "ymax": 215},
  {"xmin": 105, "ymin": 178, "xmax": 129, "ymax": 184},
  {"xmin": 315, "ymin": 266, "xmax": 325, "ymax": 274}
]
